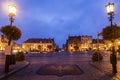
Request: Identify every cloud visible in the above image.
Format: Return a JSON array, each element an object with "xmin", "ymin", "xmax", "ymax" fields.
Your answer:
[{"xmin": 0, "ymin": 0, "xmax": 119, "ymax": 47}]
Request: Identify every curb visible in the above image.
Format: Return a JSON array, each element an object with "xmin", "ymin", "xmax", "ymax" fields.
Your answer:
[{"xmin": 0, "ymin": 61, "xmax": 30, "ymax": 80}]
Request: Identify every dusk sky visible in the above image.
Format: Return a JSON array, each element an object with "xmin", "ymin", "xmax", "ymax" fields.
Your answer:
[{"xmin": 0, "ymin": 0, "xmax": 120, "ymax": 47}]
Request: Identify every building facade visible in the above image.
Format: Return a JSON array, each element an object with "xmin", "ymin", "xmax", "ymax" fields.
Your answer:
[
  {"xmin": 0, "ymin": 35, "xmax": 8, "ymax": 52},
  {"xmin": 22, "ymin": 38, "xmax": 56, "ymax": 53},
  {"xmin": 65, "ymin": 35, "xmax": 120, "ymax": 52},
  {"xmin": 92, "ymin": 39, "xmax": 105, "ymax": 50},
  {"xmin": 66, "ymin": 35, "xmax": 92, "ymax": 52}
]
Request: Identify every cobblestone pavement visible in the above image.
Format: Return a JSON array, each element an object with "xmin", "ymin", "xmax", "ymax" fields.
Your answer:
[
  {"xmin": 1, "ymin": 52, "xmax": 120, "ymax": 80},
  {"xmin": 0, "ymin": 53, "xmax": 29, "ymax": 80},
  {"xmin": 0, "ymin": 53, "xmax": 5, "ymax": 76},
  {"xmin": 90, "ymin": 61, "xmax": 120, "ymax": 80}
]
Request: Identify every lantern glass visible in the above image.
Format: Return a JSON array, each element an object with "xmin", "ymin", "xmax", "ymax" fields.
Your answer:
[
  {"xmin": 106, "ymin": 3, "xmax": 114, "ymax": 15},
  {"xmin": 8, "ymin": 4, "xmax": 16, "ymax": 17}
]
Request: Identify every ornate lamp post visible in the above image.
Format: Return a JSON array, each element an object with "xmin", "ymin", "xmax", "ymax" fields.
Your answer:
[
  {"xmin": 8, "ymin": 3, "xmax": 16, "ymax": 26},
  {"xmin": 5, "ymin": 3, "xmax": 17, "ymax": 72},
  {"xmin": 105, "ymin": 3, "xmax": 117, "ymax": 74},
  {"xmin": 106, "ymin": 3, "xmax": 114, "ymax": 27}
]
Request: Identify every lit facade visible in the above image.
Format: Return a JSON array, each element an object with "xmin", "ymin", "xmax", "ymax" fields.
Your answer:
[
  {"xmin": 0, "ymin": 35, "xmax": 22, "ymax": 53},
  {"xmin": 12, "ymin": 44, "xmax": 23, "ymax": 52},
  {"xmin": 0, "ymin": 35, "xmax": 8, "ymax": 52},
  {"xmin": 66, "ymin": 36, "xmax": 120, "ymax": 52},
  {"xmin": 80, "ymin": 36, "xmax": 92, "ymax": 51},
  {"xmin": 92, "ymin": 39, "xmax": 105, "ymax": 50},
  {"xmin": 66, "ymin": 36, "xmax": 92, "ymax": 52},
  {"xmin": 104, "ymin": 39, "xmax": 120, "ymax": 51},
  {"xmin": 22, "ymin": 38, "xmax": 55, "ymax": 53}
]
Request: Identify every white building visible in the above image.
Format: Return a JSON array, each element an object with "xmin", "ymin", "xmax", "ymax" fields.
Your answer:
[{"xmin": 22, "ymin": 38, "xmax": 56, "ymax": 53}]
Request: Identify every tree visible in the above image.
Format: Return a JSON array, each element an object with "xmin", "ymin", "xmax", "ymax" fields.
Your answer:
[
  {"xmin": 92, "ymin": 52, "xmax": 103, "ymax": 62},
  {"xmin": 0, "ymin": 25, "xmax": 22, "ymax": 45},
  {"xmin": 102, "ymin": 24, "xmax": 120, "ymax": 40},
  {"xmin": 55, "ymin": 45, "xmax": 59, "ymax": 52}
]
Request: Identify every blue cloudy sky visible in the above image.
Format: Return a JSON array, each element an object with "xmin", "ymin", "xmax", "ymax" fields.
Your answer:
[{"xmin": 0, "ymin": 0, "xmax": 120, "ymax": 47}]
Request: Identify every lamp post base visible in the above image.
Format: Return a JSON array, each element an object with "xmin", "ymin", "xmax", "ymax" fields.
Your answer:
[
  {"xmin": 112, "ymin": 64, "xmax": 117, "ymax": 74},
  {"xmin": 110, "ymin": 51, "xmax": 117, "ymax": 74},
  {"xmin": 5, "ymin": 55, "xmax": 10, "ymax": 72}
]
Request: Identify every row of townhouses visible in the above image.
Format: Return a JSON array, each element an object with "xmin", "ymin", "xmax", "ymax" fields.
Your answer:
[
  {"xmin": 64, "ymin": 36, "xmax": 104, "ymax": 52},
  {"xmin": 0, "ymin": 35, "xmax": 120, "ymax": 53},
  {"xmin": 64, "ymin": 35, "xmax": 120, "ymax": 52}
]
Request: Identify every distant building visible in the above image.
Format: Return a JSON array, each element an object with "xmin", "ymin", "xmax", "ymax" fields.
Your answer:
[
  {"xmin": 66, "ymin": 35, "xmax": 92, "ymax": 52},
  {"xmin": 0, "ymin": 35, "xmax": 8, "ymax": 51},
  {"xmin": 12, "ymin": 44, "xmax": 23, "ymax": 53},
  {"xmin": 80, "ymin": 35, "xmax": 92, "ymax": 51},
  {"xmin": 104, "ymin": 39, "xmax": 120, "ymax": 51},
  {"xmin": 22, "ymin": 38, "xmax": 56, "ymax": 53},
  {"xmin": 0, "ymin": 35, "xmax": 22, "ymax": 53},
  {"xmin": 92, "ymin": 39, "xmax": 105, "ymax": 50}
]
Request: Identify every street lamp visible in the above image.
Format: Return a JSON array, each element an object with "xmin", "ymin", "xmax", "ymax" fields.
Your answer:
[
  {"xmin": 8, "ymin": 3, "xmax": 16, "ymax": 26},
  {"xmin": 106, "ymin": 3, "xmax": 114, "ymax": 26},
  {"xmin": 105, "ymin": 3, "xmax": 117, "ymax": 74},
  {"xmin": 5, "ymin": 3, "xmax": 17, "ymax": 72}
]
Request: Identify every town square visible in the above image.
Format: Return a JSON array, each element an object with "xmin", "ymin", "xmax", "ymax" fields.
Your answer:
[{"xmin": 0, "ymin": 0, "xmax": 120, "ymax": 80}]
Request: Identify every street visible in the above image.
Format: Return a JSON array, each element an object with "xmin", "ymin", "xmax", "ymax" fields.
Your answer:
[{"xmin": 0, "ymin": 52, "xmax": 119, "ymax": 80}]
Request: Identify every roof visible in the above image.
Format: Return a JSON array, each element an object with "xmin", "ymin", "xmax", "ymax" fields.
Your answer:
[
  {"xmin": 67, "ymin": 35, "xmax": 92, "ymax": 43},
  {"xmin": 23, "ymin": 38, "xmax": 54, "ymax": 43},
  {"xmin": 92, "ymin": 39, "xmax": 104, "ymax": 44}
]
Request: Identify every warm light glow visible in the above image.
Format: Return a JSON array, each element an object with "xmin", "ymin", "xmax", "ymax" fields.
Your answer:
[
  {"xmin": 22, "ymin": 46, "xmax": 25, "ymax": 48},
  {"xmin": 118, "ymin": 41, "xmax": 120, "ymax": 45},
  {"xmin": 33, "ymin": 44, "xmax": 37, "ymax": 49},
  {"xmin": 12, "ymin": 50, "xmax": 18, "ymax": 53},
  {"xmin": 44, "ymin": 46, "xmax": 46, "ymax": 49},
  {"xmin": 8, "ymin": 4, "xmax": 16, "ymax": 17},
  {"xmin": 106, "ymin": 3, "xmax": 114, "ymax": 15},
  {"xmin": 70, "ymin": 46, "xmax": 73, "ymax": 49},
  {"xmin": 109, "ymin": 43, "xmax": 112, "ymax": 46}
]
